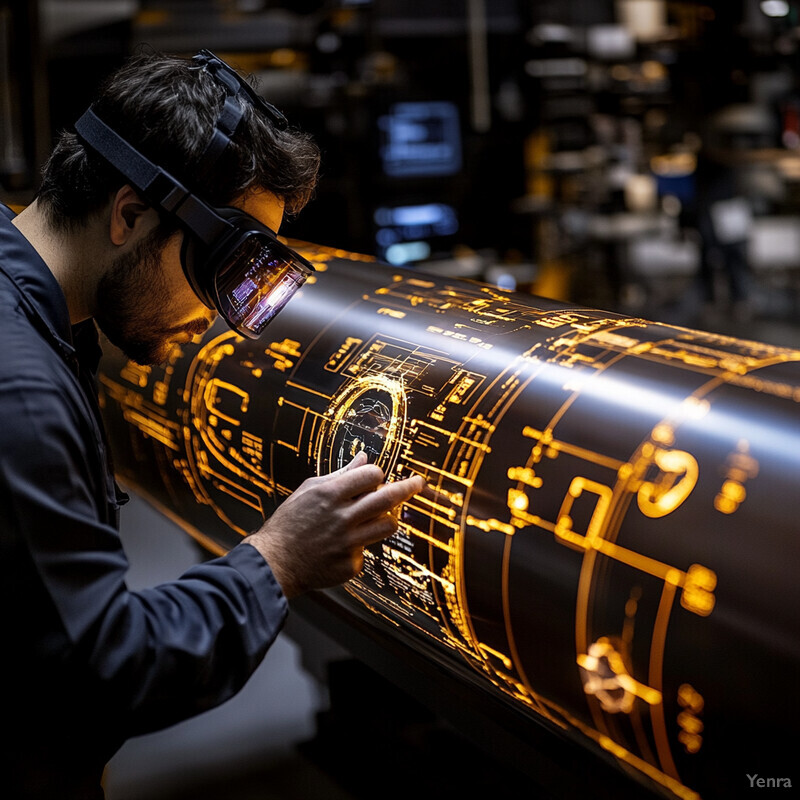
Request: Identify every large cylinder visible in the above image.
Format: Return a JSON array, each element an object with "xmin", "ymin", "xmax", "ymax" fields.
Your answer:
[{"xmin": 99, "ymin": 242, "xmax": 799, "ymax": 800}]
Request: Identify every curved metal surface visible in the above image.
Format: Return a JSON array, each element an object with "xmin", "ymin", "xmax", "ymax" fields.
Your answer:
[{"xmin": 98, "ymin": 242, "xmax": 799, "ymax": 799}]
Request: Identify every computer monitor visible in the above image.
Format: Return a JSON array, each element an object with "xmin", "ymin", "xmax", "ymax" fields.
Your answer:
[{"xmin": 378, "ymin": 101, "xmax": 462, "ymax": 178}]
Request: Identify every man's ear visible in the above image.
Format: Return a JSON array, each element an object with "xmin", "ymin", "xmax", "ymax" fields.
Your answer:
[{"xmin": 109, "ymin": 184, "xmax": 154, "ymax": 246}]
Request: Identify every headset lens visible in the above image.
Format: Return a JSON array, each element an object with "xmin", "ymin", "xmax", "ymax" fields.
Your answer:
[{"xmin": 214, "ymin": 236, "xmax": 311, "ymax": 337}]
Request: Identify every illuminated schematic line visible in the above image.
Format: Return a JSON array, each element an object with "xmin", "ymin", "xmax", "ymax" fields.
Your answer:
[
  {"xmin": 523, "ymin": 426, "xmax": 626, "ymax": 471},
  {"xmin": 404, "ymin": 457, "xmax": 473, "ymax": 486},
  {"xmin": 411, "ymin": 492, "xmax": 457, "ymax": 520},
  {"xmin": 413, "ymin": 420, "xmax": 493, "ymax": 452},
  {"xmin": 195, "ymin": 429, "xmax": 272, "ymax": 496},
  {"xmin": 195, "ymin": 456, "xmax": 267, "ymax": 509},
  {"xmin": 560, "ymin": 529, "xmax": 689, "ymax": 587},
  {"xmin": 401, "ymin": 525, "xmax": 455, "ymax": 553},
  {"xmin": 576, "ymin": 651, "xmax": 662, "ymax": 706},
  {"xmin": 536, "ymin": 696, "xmax": 700, "ymax": 800},
  {"xmin": 478, "ymin": 643, "xmax": 512, "ymax": 669},
  {"xmin": 650, "ymin": 580, "xmax": 682, "ymax": 781},
  {"xmin": 122, "ymin": 411, "xmax": 179, "ymax": 451},
  {"xmin": 510, "ymin": 511, "xmax": 557, "ymax": 532},
  {"xmin": 466, "ymin": 515, "xmax": 515, "ymax": 535},
  {"xmin": 285, "ymin": 380, "xmax": 332, "ymax": 400},
  {"xmin": 215, "ymin": 482, "xmax": 264, "ymax": 514}
]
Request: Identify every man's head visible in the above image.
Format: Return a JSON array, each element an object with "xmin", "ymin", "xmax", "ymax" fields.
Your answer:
[{"xmin": 36, "ymin": 50, "xmax": 320, "ymax": 364}]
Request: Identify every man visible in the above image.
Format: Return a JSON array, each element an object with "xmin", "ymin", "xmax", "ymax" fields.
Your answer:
[{"xmin": 0, "ymin": 50, "xmax": 425, "ymax": 798}]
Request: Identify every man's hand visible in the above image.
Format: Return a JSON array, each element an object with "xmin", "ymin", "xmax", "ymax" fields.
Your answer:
[{"xmin": 242, "ymin": 452, "xmax": 427, "ymax": 598}]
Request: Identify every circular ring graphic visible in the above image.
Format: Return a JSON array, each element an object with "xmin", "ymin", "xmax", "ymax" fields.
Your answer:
[{"xmin": 317, "ymin": 375, "xmax": 407, "ymax": 475}]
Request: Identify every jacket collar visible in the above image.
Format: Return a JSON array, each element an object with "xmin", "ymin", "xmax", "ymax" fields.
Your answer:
[{"xmin": 0, "ymin": 204, "xmax": 76, "ymax": 357}]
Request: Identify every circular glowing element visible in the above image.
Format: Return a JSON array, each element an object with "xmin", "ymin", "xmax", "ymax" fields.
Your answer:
[{"xmin": 318, "ymin": 376, "xmax": 407, "ymax": 474}]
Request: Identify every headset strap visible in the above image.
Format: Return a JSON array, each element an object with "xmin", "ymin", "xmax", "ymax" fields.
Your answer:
[
  {"xmin": 74, "ymin": 107, "xmax": 228, "ymax": 245},
  {"xmin": 192, "ymin": 49, "xmax": 288, "ymax": 174}
]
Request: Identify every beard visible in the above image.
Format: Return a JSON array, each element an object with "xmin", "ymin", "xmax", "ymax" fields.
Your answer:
[{"xmin": 95, "ymin": 227, "xmax": 211, "ymax": 365}]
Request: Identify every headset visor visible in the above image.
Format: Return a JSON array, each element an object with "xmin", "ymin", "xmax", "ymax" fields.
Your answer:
[{"xmin": 213, "ymin": 233, "xmax": 313, "ymax": 338}]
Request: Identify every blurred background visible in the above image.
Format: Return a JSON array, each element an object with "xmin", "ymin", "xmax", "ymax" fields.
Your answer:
[
  {"xmin": 5, "ymin": 0, "xmax": 800, "ymax": 346},
  {"xmin": 3, "ymin": 1, "xmax": 800, "ymax": 797}
]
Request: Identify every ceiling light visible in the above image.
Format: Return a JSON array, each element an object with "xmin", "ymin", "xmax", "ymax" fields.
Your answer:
[{"xmin": 761, "ymin": 0, "xmax": 791, "ymax": 18}]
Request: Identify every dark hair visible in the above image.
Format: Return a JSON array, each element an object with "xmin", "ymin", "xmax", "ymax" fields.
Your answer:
[{"xmin": 36, "ymin": 50, "xmax": 320, "ymax": 231}]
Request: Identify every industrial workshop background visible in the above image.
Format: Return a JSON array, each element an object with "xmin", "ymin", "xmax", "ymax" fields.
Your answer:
[
  {"xmin": 2, "ymin": 3, "xmax": 800, "ymax": 800},
  {"xmin": 4, "ymin": 0, "xmax": 800, "ymax": 349}
]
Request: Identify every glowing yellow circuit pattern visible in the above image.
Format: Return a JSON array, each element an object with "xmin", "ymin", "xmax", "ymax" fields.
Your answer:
[{"xmin": 99, "ymin": 243, "xmax": 800, "ymax": 800}]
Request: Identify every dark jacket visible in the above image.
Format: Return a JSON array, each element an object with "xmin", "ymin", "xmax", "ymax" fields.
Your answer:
[{"xmin": 0, "ymin": 205, "xmax": 287, "ymax": 798}]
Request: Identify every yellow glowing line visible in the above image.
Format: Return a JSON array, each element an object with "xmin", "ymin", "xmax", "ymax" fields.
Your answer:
[
  {"xmin": 414, "ymin": 420, "xmax": 493, "ymax": 452},
  {"xmin": 195, "ymin": 459, "xmax": 264, "ymax": 508},
  {"xmin": 556, "ymin": 498, "xmax": 688, "ymax": 585},
  {"xmin": 576, "ymin": 652, "xmax": 662, "ymax": 706},
  {"xmin": 203, "ymin": 379, "xmax": 247, "ymax": 426},
  {"xmin": 510, "ymin": 510, "xmax": 557, "ymax": 532},
  {"xmin": 288, "ymin": 295, "xmax": 365, "ymax": 373},
  {"xmin": 411, "ymin": 493, "xmax": 457, "ymax": 520},
  {"xmin": 650, "ymin": 581, "xmax": 682, "ymax": 780},
  {"xmin": 100, "ymin": 378, "xmax": 179, "ymax": 424},
  {"xmin": 594, "ymin": 539, "xmax": 686, "ymax": 585},
  {"xmin": 392, "ymin": 551, "xmax": 454, "ymax": 590},
  {"xmin": 195, "ymin": 427, "xmax": 273, "ymax": 496},
  {"xmin": 225, "ymin": 446, "xmax": 273, "ymax": 486},
  {"xmin": 544, "ymin": 349, "xmax": 631, "ymax": 434},
  {"xmin": 347, "ymin": 582, "xmax": 462, "ymax": 643},
  {"xmin": 276, "ymin": 439, "xmax": 300, "ymax": 453},
  {"xmin": 402, "ymin": 525, "xmax": 454, "ymax": 553},
  {"xmin": 575, "ymin": 548, "xmax": 610, "ymax": 735},
  {"xmin": 523, "ymin": 425, "xmax": 626, "ymax": 471},
  {"xmin": 557, "ymin": 477, "xmax": 613, "ymax": 546},
  {"xmin": 537, "ymin": 696, "xmax": 701, "ymax": 800},
  {"xmin": 500, "ymin": 525, "xmax": 557, "ymax": 722},
  {"xmin": 461, "ymin": 414, "xmax": 495, "ymax": 431},
  {"xmin": 122, "ymin": 411, "xmax": 179, "ymax": 451},
  {"xmin": 440, "ymin": 353, "xmax": 537, "ymax": 708},
  {"xmin": 423, "ymin": 512, "xmax": 461, "ymax": 531},
  {"xmin": 216, "ymin": 482, "xmax": 264, "ymax": 513},
  {"xmin": 478, "ymin": 643, "xmax": 513, "ymax": 669},
  {"xmin": 284, "ymin": 380, "xmax": 332, "ymax": 399},
  {"xmin": 466, "ymin": 515, "xmax": 515, "ymax": 535},
  {"xmin": 404, "ymin": 457, "xmax": 472, "ymax": 486}
]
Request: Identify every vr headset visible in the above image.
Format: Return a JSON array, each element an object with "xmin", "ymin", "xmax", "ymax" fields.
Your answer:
[{"xmin": 74, "ymin": 49, "xmax": 314, "ymax": 339}]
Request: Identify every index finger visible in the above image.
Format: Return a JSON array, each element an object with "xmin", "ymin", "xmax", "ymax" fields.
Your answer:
[
  {"xmin": 351, "ymin": 474, "xmax": 427, "ymax": 523},
  {"xmin": 323, "ymin": 462, "xmax": 386, "ymax": 501}
]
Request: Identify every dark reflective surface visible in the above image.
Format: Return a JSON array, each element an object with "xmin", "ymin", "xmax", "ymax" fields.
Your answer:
[{"xmin": 99, "ymin": 242, "xmax": 800, "ymax": 800}]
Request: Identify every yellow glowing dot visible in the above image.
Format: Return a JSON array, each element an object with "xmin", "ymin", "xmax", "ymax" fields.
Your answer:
[
  {"xmin": 714, "ymin": 495, "xmax": 736, "ymax": 514},
  {"xmin": 508, "ymin": 489, "xmax": 529, "ymax": 512},
  {"xmin": 651, "ymin": 424, "xmax": 674, "ymax": 445},
  {"xmin": 722, "ymin": 480, "xmax": 746, "ymax": 503},
  {"xmin": 678, "ymin": 730, "xmax": 703, "ymax": 754},
  {"xmin": 678, "ymin": 684, "xmax": 704, "ymax": 712},
  {"xmin": 678, "ymin": 710, "xmax": 704, "ymax": 735}
]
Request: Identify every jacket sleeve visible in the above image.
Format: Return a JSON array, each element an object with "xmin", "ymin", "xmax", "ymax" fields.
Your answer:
[{"xmin": 0, "ymin": 374, "xmax": 288, "ymax": 740}]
